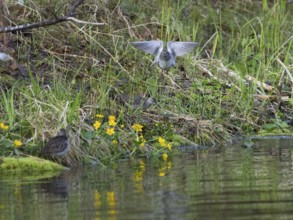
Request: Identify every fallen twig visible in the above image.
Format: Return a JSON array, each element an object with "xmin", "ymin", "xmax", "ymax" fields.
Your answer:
[
  {"xmin": 254, "ymin": 94, "xmax": 289, "ymax": 102},
  {"xmin": 66, "ymin": 17, "xmax": 106, "ymax": 26},
  {"xmin": 197, "ymin": 60, "xmax": 242, "ymax": 92},
  {"xmin": 244, "ymin": 75, "xmax": 274, "ymax": 91}
]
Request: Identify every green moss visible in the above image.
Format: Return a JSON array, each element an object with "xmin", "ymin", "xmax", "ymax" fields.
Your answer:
[
  {"xmin": 257, "ymin": 131, "xmax": 293, "ymax": 137},
  {"xmin": 0, "ymin": 156, "xmax": 66, "ymax": 174}
]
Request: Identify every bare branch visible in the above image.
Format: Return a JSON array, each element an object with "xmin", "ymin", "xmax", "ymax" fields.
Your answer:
[
  {"xmin": 0, "ymin": 17, "xmax": 68, "ymax": 33},
  {"xmin": 67, "ymin": 17, "xmax": 106, "ymax": 26},
  {"xmin": 0, "ymin": 0, "xmax": 99, "ymax": 33}
]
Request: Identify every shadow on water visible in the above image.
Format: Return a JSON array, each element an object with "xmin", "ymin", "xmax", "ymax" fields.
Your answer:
[{"xmin": 1, "ymin": 137, "xmax": 293, "ymax": 219}]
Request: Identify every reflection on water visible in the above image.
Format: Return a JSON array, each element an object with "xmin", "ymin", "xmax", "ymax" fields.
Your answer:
[{"xmin": 1, "ymin": 137, "xmax": 293, "ymax": 220}]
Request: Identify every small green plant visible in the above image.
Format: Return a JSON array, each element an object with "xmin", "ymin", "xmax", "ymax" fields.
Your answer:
[{"xmin": 0, "ymin": 86, "xmax": 16, "ymax": 128}]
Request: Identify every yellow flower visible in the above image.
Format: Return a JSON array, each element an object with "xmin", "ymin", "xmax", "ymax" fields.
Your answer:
[
  {"xmin": 162, "ymin": 153, "xmax": 168, "ymax": 161},
  {"xmin": 132, "ymin": 123, "xmax": 143, "ymax": 132},
  {"xmin": 139, "ymin": 135, "xmax": 146, "ymax": 147},
  {"xmin": 106, "ymin": 128, "xmax": 115, "ymax": 136},
  {"xmin": 96, "ymin": 114, "xmax": 104, "ymax": 118},
  {"xmin": 120, "ymin": 124, "xmax": 124, "ymax": 128},
  {"xmin": 14, "ymin": 140, "xmax": 22, "ymax": 148},
  {"xmin": 108, "ymin": 115, "xmax": 117, "ymax": 126},
  {"xmin": 93, "ymin": 121, "xmax": 102, "ymax": 130},
  {"xmin": 108, "ymin": 115, "xmax": 116, "ymax": 121},
  {"xmin": 140, "ymin": 140, "xmax": 146, "ymax": 147},
  {"xmin": 159, "ymin": 168, "xmax": 166, "ymax": 177},
  {"xmin": 0, "ymin": 122, "xmax": 9, "ymax": 131},
  {"xmin": 167, "ymin": 143, "xmax": 172, "ymax": 150},
  {"xmin": 158, "ymin": 137, "xmax": 166, "ymax": 147},
  {"xmin": 112, "ymin": 139, "xmax": 118, "ymax": 145}
]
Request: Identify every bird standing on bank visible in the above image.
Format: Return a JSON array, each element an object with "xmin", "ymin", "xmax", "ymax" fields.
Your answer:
[
  {"xmin": 40, "ymin": 129, "xmax": 70, "ymax": 162},
  {"xmin": 131, "ymin": 40, "xmax": 198, "ymax": 70}
]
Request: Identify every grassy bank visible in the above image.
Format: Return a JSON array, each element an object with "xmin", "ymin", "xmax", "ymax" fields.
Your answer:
[{"xmin": 0, "ymin": 0, "xmax": 292, "ymax": 164}]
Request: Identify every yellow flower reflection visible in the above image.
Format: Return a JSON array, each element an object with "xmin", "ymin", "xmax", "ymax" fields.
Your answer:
[
  {"xmin": 159, "ymin": 168, "xmax": 166, "ymax": 177},
  {"xmin": 139, "ymin": 160, "xmax": 145, "ymax": 171},
  {"xmin": 107, "ymin": 191, "xmax": 116, "ymax": 207},
  {"xmin": 107, "ymin": 191, "xmax": 117, "ymax": 220},
  {"xmin": 133, "ymin": 171, "xmax": 143, "ymax": 182},
  {"xmin": 94, "ymin": 191, "xmax": 102, "ymax": 207}
]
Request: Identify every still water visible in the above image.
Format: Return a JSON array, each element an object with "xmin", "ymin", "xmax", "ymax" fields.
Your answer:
[{"xmin": 1, "ymin": 137, "xmax": 293, "ymax": 220}]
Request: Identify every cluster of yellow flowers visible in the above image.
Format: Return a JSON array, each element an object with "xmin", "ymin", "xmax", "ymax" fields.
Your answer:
[
  {"xmin": 93, "ymin": 121, "xmax": 101, "ymax": 130},
  {"xmin": 0, "ymin": 122, "xmax": 9, "ymax": 131},
  {"xmin": 158, "ymin": 137, "xmax": 172, "ymax": 150},
  {"xmin": 1, "ymin": 122, "xmax": 23, "ymax": 148},
  {"xmin": 93, "ymin": 114, "xmax": 172, "ymax": 159},
  {"xmin": 93, "ymin": 114, "xmax": 104, "ymax": 130},
  {"xmin": 93, "ymin": 114, "xmax": 119, "ymax": 136},
  {"xmin": 131, "ymin": 123, "xmax": 145, "ymax": 147},
  {"xmin": 94, "ymin": 191, "xmax": 116, "ymax": 209},
  {"xmin": 108, "ymin": 115, "xmax": 117, "ymax": 126},
  {"xmin": 107, "ymin": 115, "xmax": 117, "ymax": 136},
  {"xmin": 158, "ymin": 137, "xmax": 172, "ymax": 162},
  {"xmin": 93, "ymin": 114, "xmax": 145, "ymax": 138}
]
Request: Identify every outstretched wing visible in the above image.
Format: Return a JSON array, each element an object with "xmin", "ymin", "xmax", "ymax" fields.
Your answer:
[
  {"xmin": 167, "ymin": 42, "xmax": 198, "ymax": 57},
  {"xmin": 131, "ymin": 40, "xmax": 164, "ymax": 56}
]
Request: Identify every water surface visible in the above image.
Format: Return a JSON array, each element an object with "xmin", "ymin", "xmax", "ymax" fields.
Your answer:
[{"xmin": 1, "ymin": 137, "xmax": 293, "ymax": 220}]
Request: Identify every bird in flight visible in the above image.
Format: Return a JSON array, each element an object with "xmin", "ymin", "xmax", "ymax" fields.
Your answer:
[{"xmin": 131, "ymin": 40, "xmax": 198, "ymax": 70}]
